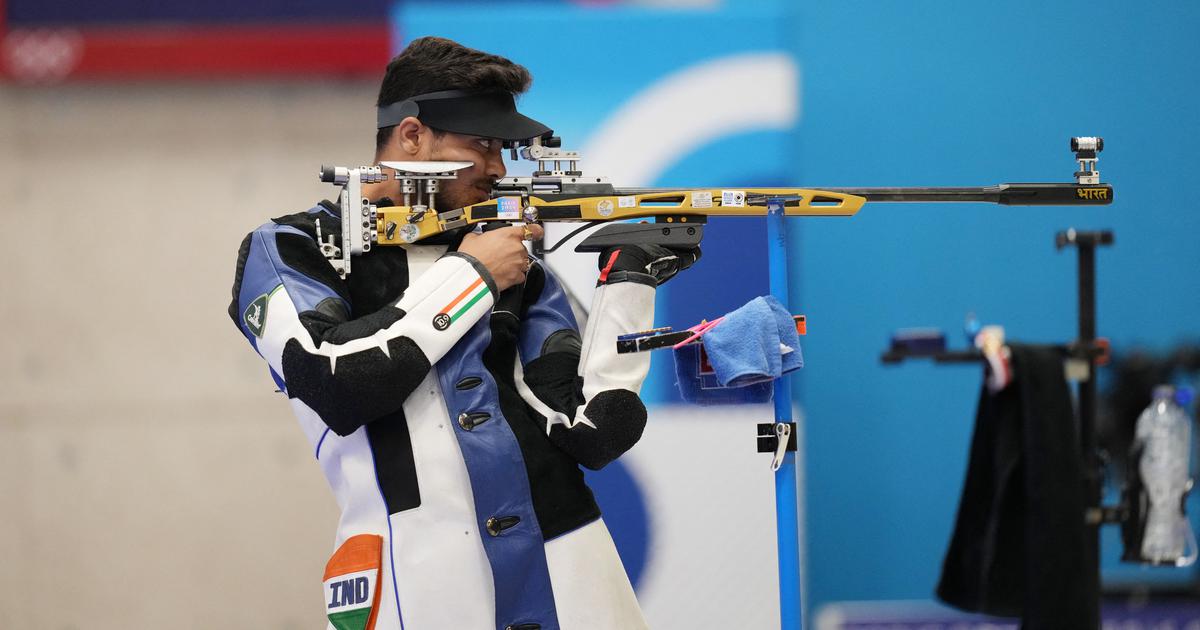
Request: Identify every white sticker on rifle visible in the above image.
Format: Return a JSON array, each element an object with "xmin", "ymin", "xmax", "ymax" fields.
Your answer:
[
  {"xmin": 691, "ymin": 191, "xmax": 713, "ymax": 208},
  {"xmin": 618, "ymin": 196, "xmax": 637, "ymax": 208},
  {"xmin": 597, "ymin": 199, "xmax": 614, "ymax": 217},
  {"xmin": 722, "ymin": 190, "xmax": 746, "ymax": 207},
  {"xmin": 497, "ymin": 197, "xmax": 521, "ymax": 220}
]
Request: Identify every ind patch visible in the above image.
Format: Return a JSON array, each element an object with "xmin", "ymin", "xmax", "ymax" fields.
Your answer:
[
  {"xmin": 243, "ymin": 285, "xmax": 281, "ymax": 338},
  {"xmin": 324, "ymin": 534, "xmax": 383, "ymax": 630}
]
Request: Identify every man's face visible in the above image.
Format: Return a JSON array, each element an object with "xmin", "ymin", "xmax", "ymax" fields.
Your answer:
[{"xmin": 424, "ymin": 131, "xmax": 507, "ymax": 211}]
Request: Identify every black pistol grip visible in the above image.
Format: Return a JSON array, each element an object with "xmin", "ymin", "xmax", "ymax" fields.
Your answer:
[{"xmin": 575, "ymin": 222, "xmax": 704, "ymax": 253}]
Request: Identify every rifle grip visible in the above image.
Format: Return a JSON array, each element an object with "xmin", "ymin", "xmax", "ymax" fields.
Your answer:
[
  {"xmin": 575, "ymin": 222, "xmax": 704, "ymax": 253},
  {"xmin": 480, "ymin": 220, "xmax": 514, "ymax": 232}
]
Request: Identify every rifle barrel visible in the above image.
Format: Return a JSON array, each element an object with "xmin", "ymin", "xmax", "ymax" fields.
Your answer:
[{"xmin": 609, "ymin": 182, "xmax": 1113, "ymax": 206}]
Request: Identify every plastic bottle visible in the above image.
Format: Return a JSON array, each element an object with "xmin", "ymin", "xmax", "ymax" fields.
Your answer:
[{"xmin": 1135, "ymin": 385, "xmax": 1195, "ymax": 565}]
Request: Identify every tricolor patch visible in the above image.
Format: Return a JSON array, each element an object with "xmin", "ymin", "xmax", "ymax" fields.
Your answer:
[
  {"xmin": 324, "ymin": 534, "xmax": 383, "ymax": 630},
  {"xmin": 432, "ymin": 277, "xmax": 490, "ymax": 331}
]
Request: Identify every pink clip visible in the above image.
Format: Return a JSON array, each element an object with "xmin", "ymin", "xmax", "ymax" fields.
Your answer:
[{"xmin": 671, "ymin": 316, "xmax": 725, "ymax": 350}]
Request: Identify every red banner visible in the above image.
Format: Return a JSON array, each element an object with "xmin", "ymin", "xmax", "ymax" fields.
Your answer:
[{"xmin": 0, "ymin": 0, "xmax": 391, "ymax": 82}]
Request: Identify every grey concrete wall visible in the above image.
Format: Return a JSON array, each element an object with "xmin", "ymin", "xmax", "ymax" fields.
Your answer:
[{"xmin": 0, "ymin": 81, "xmax": 380, "ymax": 629}]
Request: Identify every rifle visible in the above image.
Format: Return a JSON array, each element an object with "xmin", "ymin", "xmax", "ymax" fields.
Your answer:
[{"xmin": 316, "ymin": 136, "xmax": 1111, "ymax": 276}]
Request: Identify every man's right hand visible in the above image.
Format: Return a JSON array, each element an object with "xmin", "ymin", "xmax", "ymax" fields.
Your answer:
[{"xmin": 458, "ymin": 224, "xmax": 544, "ymax": 291}]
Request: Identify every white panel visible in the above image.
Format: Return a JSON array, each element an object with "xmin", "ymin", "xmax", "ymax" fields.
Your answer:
[
  {"xmin": 624, "ymin": 404, "xmax": 794, "ymax": 630},
  {"xmin": 387, "ymin": 370, "xmax": 496, "ymax": 630},
  {"xmin": 545, "ymin": 518, "xmax": 648, "ymax": 630}
]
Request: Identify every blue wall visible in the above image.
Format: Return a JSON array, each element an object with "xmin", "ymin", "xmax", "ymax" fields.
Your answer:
[{"xmin": 798, "ymin": 0, "xmax": 1200, "ymax": 609}]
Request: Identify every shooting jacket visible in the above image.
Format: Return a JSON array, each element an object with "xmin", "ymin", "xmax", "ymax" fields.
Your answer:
[{"xmin": 229, "ymin": 201, "xmax": 653, "ymax": 630}]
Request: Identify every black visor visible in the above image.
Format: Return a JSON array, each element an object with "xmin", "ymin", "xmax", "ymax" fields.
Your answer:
[{"xmin": 377, "ymin": 89, "xmax": 552, "ymax": 143}]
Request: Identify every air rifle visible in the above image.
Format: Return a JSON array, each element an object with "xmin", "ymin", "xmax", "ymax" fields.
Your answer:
[{"xmin": 316, "ymin": 136, "xmax": 1111, "ymax": 276}]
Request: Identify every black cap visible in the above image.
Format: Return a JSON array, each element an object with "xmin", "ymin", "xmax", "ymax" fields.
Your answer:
[{"xmin": 377, "ymin": 89, "xmax": 552, "ymax": 142}]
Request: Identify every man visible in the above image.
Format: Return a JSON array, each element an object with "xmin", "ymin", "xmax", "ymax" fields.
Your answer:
[{"xmin": 229, "ymin": 37, "xmax": 697, "ymax": 630}]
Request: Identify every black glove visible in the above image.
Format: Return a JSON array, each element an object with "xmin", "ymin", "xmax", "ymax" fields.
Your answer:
[{"xmin": 596, "ymin": 243, "xmax": 701, "ymax": 286}]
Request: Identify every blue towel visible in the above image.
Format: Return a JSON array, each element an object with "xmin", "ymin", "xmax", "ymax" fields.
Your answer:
[
  {"xmin": 701, "ymin": 296, "xmax": 804, "ymax": 387},
  {"xmin": 771, "ymin": 297, "xmax": 804, "ymax": 374}
]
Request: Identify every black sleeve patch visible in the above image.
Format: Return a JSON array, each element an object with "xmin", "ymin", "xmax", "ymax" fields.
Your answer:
[
  {"xmin": 281, "ymin": 336, "xmax": 431, "ymax": 436},
  {"xmin": 313, "ymin": 296, "xmax": 350, "ymax": 323},
  {"xmin": 347, "ymin": 248, "xmax": 410, "ymax": 314},
  {"xmin": 548, "ymin": 389, "xmax": 647, "ymax": 471},
  {"xmin": 297, "ymin": 303, "xmax": 404, "ymax": 346},
  {"xmin": 541, "ymin": 329, "xmax": 582, "ymax": 357},
  {"xmin": 523, "ymin": 352, "xmax": 585, "ymax": 418}
]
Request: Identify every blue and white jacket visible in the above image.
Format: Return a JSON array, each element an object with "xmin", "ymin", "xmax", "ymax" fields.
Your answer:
[{"xmin": 229, "ymin": 201, "xmax": 654, "ymax": 630}]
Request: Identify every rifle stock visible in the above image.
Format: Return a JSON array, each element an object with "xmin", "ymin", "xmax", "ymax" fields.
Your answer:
[{"xmin": 374, "ymin": 186, "xmax": 866, "ymax": 247}]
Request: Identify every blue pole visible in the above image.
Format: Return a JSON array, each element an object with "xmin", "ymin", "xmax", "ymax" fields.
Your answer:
[{"xmin": 767, "ymin": 198, "xmax": 802, "ymax": 629}]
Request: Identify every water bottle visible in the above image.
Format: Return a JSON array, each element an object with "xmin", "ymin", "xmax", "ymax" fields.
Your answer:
[{"xmin": 1134, "ymin": 385, "xmax": 1196, "ymax": 565}]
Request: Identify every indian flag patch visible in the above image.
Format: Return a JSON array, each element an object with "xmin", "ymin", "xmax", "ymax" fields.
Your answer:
[
  {"xmin": 432, "ymin": 277, "xmax": 490, "ymax": 331},
  {"xmin": 324, "ymin": 534, "xmax": 383, "ymax": 630}
]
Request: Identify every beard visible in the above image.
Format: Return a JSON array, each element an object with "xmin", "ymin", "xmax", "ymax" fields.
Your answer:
[{"xmin": 434, "ymin": 178, "xmax": 495, "ymax": 212}]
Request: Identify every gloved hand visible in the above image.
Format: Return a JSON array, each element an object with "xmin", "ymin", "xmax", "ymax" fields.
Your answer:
[{"xmin": 596, "ymin": 243, "xmax": 701, "ymax": 286}]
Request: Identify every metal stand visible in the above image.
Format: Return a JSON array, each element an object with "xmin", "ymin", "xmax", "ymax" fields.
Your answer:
[
  {"xmin": 881, "ymin": 228, "xmax": 1115, "ymax": 627},
  {"xmin": 767, "ymin": 198, "xmax": 803, "ymax": 629},
  {"xmin": 1057, "ymin": 228, "xmax": 1116, "ymax": 621}
]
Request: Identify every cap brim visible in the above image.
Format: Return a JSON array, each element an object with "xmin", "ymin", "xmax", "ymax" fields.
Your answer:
[
  {"xmin": 378, "ymin": 90, "xmax": 554, "ymax": 142},
  {"xmin": 409, "ymin": 91, "xmax": 551, "ymax": 142},
  {"xmin": 423, "ymin": 108, "xmax": 552, "ymax": 142}
]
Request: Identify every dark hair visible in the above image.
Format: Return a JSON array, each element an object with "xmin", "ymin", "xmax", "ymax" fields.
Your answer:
[{"xmin": 375, "ymin": 37, "xmax": 533, "ymax": 152}]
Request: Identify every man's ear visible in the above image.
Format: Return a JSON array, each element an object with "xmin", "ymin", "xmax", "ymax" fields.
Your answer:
[{"xmin": 393, "ymin": 116, "xmax": 432, "ymax": 158}]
